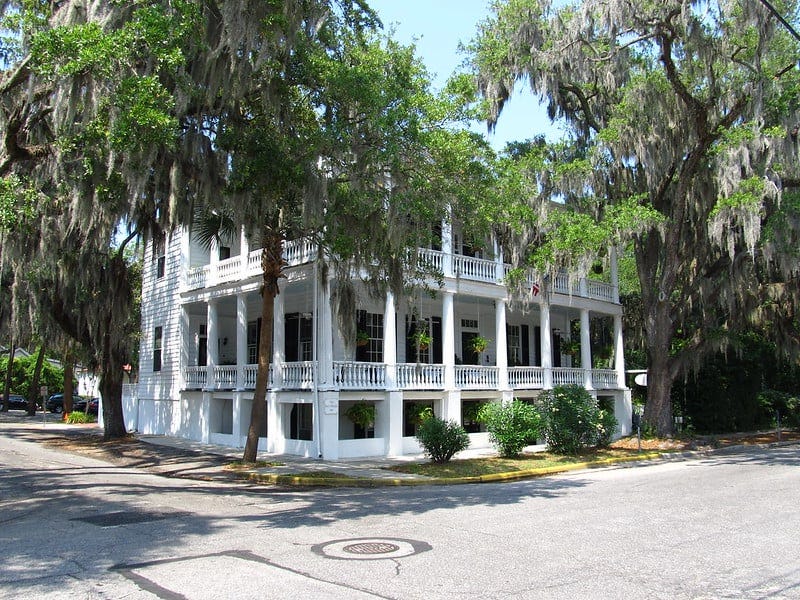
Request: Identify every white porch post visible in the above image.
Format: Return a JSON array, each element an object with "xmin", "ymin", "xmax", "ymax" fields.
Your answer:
[
  {"xmin": 442, "ymin": 216, "xmax": 453, "ymax": 278},
  {"xmin": 384, "ymin": 289, "xmax": 397, "ymax": 389},
  {"xmin": 239, "ymin": 227, "xmax": 250, "ymax": 278},
  {"xmin": 494, "ymin": 238, "xmax": 505, "ymax": 282},
  {"xmin": 208, "ymin": 238, "xmax": 219, "ymax": 287},
  {"xmin": 614, "ymin": 313, "xmax": 626, "ymax": 388},
  {"xmin": 206, "ymin": 298, "xmax": 218, "ymax": 390},
  {"xmin": 317, "ymin": 274, "xmax": 334, "ymax": 388},
  {"xmin": 580, "ymin": 308, "xmax": 593, "ymax": 390},
  {"xmin": 236, "ymin": 293, "xmax": 248, "ymax": 390},
  {"xmin": 442, "ymin": 291, "xmax": 455, "ymax": 390},
  {"xmin": 610, "ymin": 246, "xmax": 620, "ymax": 303},
  {"xmin": 495, "ymin": 299, "xmax": 509, "ymax": 390},
  {"xmin": 179, "ymin": 305, "xmax": 189, "ymax": 390},
  {"xmin": 272, "ymin": 287, "xmax": 285, "ymax": 389},
  {"xmin": 540, "ymin": 302, "xmax": 553, "ymax": 389}
]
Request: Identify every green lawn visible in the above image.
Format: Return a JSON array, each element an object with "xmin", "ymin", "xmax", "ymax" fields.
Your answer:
[{"xmin": 385, "ymin": 449, "xmax": 651, "ymax": 478}]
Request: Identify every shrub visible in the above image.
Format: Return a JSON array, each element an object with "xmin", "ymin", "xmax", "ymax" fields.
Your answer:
[
  {"xmin": 477, "ymin": 400, "xmax": 542, "ymax": 458},
  {"xmin": 595, "ymin": 408, "xmax": 619, "ymax": 448},
  {"xmin": 65, "ymin": 411, "xmax": 96, "ymax": 424},
  {"xmin": 538, "ymin": 385, "xmax": 615, "ymax": 454},
  {"xmin": 759, "ymin": 390, "xmax": 800, "ymax": 430},
  {"xmin": 415, "ymin": 416, "xmax": 470, "ymax": 463}
]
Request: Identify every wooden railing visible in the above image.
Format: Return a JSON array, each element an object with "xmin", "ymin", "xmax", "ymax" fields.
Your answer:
[{"xmin": 184, "ymin": 363, "xmax": 620, "ymax": 391}]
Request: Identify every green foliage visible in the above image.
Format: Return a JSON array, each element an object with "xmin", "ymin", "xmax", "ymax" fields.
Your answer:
[
  {"xmin": 757, "ymin": 390, "xmax": 800, "ymax": 430},
  {"xmin": 344, "ymin": 401, "xmax": 375, "ymax": 429},
  {"xmin": 415, "ymin": 416, "xmax": 470, "ymax": 463},
  {"xmin": 538, "ymin": 385, "xmax": 616, "ymax": 454},
  {"xmin": 0, "ymin": 352, "xmax": 67, "ymax": 400},
  {"xmin": 477, "ymin": 400, "xmax": 542, "ymax": 458},
  {"xmin": 672, "ymin": 332, "xmax": 800, "ymax": 434},
  {"xmin": 65, "ymin": 411, "xmax": 95, "ymax": 424}
]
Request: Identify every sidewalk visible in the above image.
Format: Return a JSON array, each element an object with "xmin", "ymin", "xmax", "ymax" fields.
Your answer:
[{"xmin": 2, "ymin": 410, "xmax": 796, "ymax": 487}]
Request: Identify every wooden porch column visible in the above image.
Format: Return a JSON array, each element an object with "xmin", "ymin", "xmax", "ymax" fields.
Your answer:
[
  {"xmin": 442, "ymin": 216, "xmax": 453, "ymax": 278},
  {"xmin": 580, "ymin": 308, "xmax": 593, "ymax": 390},
  {"xmin": 495, "ymin": 298, "xmax": 509, "ymax": 390},
  {"xmin": 206, "ymin": 298, "xmax": 218, "ymax": 390},
  {"xmin": 236, "ymin": 293, "xmax": 248, "ymax": 390},
  {"xmin": 540, "ymin": 302, "xmax": 553, "ymax": 389},
  {"xmin": 614, "ymin": 313, "xmax": 625, "ymax": 388},
  {"xmin": 384, "ymin": 289, "xmax": 397, "ymax": 389},
  {"xmin": 442, "ymin": 291, "xmax": 456, "ymax": 390},
  {"xmin": 272, "ymin": 285, "xmax": 285, "ymax": 389}
]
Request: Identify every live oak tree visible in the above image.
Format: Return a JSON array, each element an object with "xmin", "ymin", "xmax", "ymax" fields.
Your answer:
[
  {"xmin": 472, "ymin": 0, "xmax": 800, "ymax": 434},
  {"xmin": 1, "ymin": 1, "xmax": 493, "ymax": 452}
]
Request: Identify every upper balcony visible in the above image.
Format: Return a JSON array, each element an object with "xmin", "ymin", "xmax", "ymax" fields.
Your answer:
[{"xmin": 183, "ymin": 239, "xmax": 617, "ymax": 304}]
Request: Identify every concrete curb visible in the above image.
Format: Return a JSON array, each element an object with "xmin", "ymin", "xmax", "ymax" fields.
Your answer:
[{"xmin": 235, "ymin": 451, "xmax": 666, "ymax": 487}]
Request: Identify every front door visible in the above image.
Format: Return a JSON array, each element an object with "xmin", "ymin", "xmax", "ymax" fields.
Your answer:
[{"xmin": 462, "ymin": 331, "xmax": 479, "ymax": 365}]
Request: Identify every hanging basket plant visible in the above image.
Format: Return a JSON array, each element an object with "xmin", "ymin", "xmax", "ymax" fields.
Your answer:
[
  {"xmin": 356, "ymin": 330, "xmax": 370, "ymax": 347},
  {"xmin": 345, "ymin": 401, "xmax": 376, "ymax": 429},
  {"xmin": 470, "ymin": 336, "xmax": 490, "ymax": 353},
  {"xmin": 411, "ymin": 329, "xmax": 432, "ymax": 351},
  {"xmin": 561, "ymin": 339, "xmax": 581, "ymax": 357}
]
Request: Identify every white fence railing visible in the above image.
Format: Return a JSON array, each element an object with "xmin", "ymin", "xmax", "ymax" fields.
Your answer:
[
  {"xmin": 282, "ymin": 361, "xmax": 315, "ymax": 389},
  {"xmin": 334, "ymin": 362, "xmax": 386, "ymax": 389},
  {"xmin": 184, "ymin": 366, "xmax": 207, "ymax": 389},
  {"xmin": 592, "ymin": 369, "xmax": 619, "ymax": 389},
  {"xmin": 455, "ymin": 365, "xmax": 498, "ymax": 390},
  {"xmin": 184, "ymin": 362, "xmax": 618, "ymax": 392},
  {"xmin": 508, "ymin": 366, "xmax": 545, "ymax": 388},
  {"xmin": 396, "ymin": 363, "xmax": 444, "ymax": 389},
  {"xmin": 552, "ymin": 367, "xmax": 584, "ymax": 386},
  {"xmin": 453, "ymin": 254, "xmax": 499, "ymax": 283}
]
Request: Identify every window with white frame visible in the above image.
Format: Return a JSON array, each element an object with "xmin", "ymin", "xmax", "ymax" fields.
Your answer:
[
  {"xmin": 153, "ymin": 234, "xmax": 166, "ymax": 279},
  {"xmin": 153, "ymin": 326, "xmax": 163, "ymax": 372}
]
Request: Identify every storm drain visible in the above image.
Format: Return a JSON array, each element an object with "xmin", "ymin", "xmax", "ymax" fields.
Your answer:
[
  {"xmin": 73, "ymin": 510, "xmax": 189, "ymax": 528},
  {"xmin": 312, "ymin": 537, "xmax": 431, "ymax": 560}
]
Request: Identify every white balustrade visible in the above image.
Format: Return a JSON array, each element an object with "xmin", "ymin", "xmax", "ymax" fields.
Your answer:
[
  {"xmin": 184, "ymin": 366, "xmax": 207, "ymax": 389},
  {"xmin": 185, "ymin": 266, "xmax": 210, "ymax": 290},
  {"xmin": 333, "ymin": 361, "xmax": 387, "ymax": 389},
  {"xmin": 215, "ymin": 257, "xmax": 242, "ymax": 283},
  {"xmin": 455, "ymin": 365, "xmax": 498, "ymax": 389},
  {"xmin": 282, "ymin": 361, "xmax": 315, "ymax": 389},
  {"xmin": 508, "ymin": 367, "xmax": 545, "ymax": 388},
  {"xmin": 416, "ymin": 248, "xmax": 445, "ymax": 273},
  {"xmin": 453, "ymin": 254, "xmax": 499, "ymax": 283},
  {"xmin": 396, "ymin": 363, "xmax": 444, "ymax": 389},
  {"xmin": 587, "ymin": 280, "xmax": 614, "ymax": 301},
  {"xmin": 591, "ymin": 369, "xmax": 618, "ymax": 389},
  {"xmin": 213, "ymin": 366, "xmax": 238, "ymax": 389},
  {"xmin": 552, "ymin": 367, "xmax": 584, "ymax": 386}
]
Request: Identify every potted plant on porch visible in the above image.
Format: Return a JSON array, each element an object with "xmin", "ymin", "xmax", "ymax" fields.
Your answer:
[
  {"xmin": 410, "ymin": 328, "xmax": 432, "ymax": 351},
  {"xmin": 356, "ymin": 330, "xmax": 370, "ymax": 347},
  {"xmin": 470, "ymin": 336, "xmax": 490, "ymax": 354}
]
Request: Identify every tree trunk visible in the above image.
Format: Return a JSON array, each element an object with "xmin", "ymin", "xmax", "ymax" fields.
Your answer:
[
  {"xmin": 63, "ymin": 360, "xmax": 74, "ymax": 418},
  {"xmin": 242, "ymin": 228, "xmax": 283, "ymax": 463},
  {"xmin": 26, "ymin": 344, "xmax": 46, "ymax": 416},
  {"xmin": 100, "ymin": 362, "xmax": 126, "ymax": 439},
  {"xmin": 642, "ymin": 301, "xmax": 675, "ymax": 436},
  {"xmin": 1, "ymin": 339, "xmax": 13, "ymax": 412}
]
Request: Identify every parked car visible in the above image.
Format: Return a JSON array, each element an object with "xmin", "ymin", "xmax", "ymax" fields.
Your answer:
[
  {"xmin": 0, "ymin": 394, "xmax": 29, "ymax": 411},
  {"xmin": 87, "ymin": 397, "xmax": 99, "ymax": 416},
  {"xmin": 46, "ymin": 394, "xmax": 86, "ymax": 413}
]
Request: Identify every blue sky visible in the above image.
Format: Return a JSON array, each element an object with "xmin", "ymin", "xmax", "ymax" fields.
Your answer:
[{"xmin": 367, "ymin": 0, "xmax": 562, "ymax": 149}]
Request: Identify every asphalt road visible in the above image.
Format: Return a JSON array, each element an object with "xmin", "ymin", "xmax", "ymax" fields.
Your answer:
[{"xmin": 1, "ymin": 429, "xmax": 799, "ymax": 599}]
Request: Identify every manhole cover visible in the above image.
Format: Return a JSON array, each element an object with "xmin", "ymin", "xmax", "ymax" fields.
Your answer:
[
  {"xmin": 343, "ymin": 542, "xmax": 400, "ymax": 555},
  {"xmin": 312, "ymin": 538, "xmax": 431, "ymax": 561}
]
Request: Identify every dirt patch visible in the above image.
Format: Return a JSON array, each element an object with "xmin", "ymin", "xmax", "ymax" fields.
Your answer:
[
  {"xmin": 610, "ymin": 429, "xmax": 800, "ymax": 452},
  {"xmin": 43, "ymin": 432, "xmax": 233, "ymax": 476}
]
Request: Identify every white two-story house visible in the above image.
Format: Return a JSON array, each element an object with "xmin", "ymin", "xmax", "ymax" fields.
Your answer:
[{"xmin": 130, "ymin": 222, "xmax": 631, "ymax": 459}]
